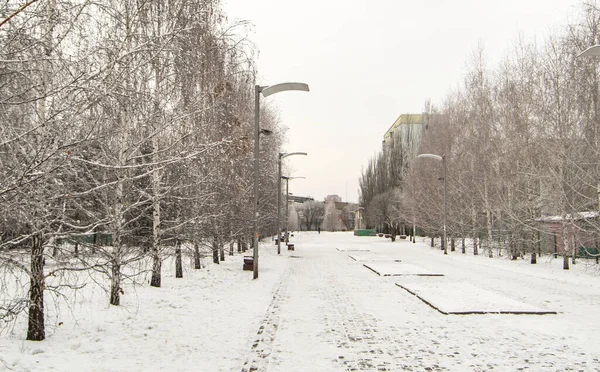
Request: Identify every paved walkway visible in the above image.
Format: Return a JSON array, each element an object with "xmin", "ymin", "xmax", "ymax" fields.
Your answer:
[{"xmin": 241, "ymin": 232, "xmax": 600, "ymax": 371}]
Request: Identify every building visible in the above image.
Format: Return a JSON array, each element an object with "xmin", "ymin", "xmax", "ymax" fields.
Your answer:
[
  {"xmin": 325, "ymin": 194, "xmax": 342, "ymax": 203},
  {"xmin": 536, "ymin": 211, "xmax": 599, "ymax": 257},
  {"xmin": 382, "ymin": 114, "xmax": 424, "ymax": 149},
  {"xmin": 287, "ymin": 195, "xmax": 314, "ymax": 204}
]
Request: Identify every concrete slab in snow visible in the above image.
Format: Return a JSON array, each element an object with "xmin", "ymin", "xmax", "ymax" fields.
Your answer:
[
  {"xmin": 396, "ymin": 282, "xmax": 557, "ymax": 315},
  {"xmin": 348, "ymin": 254, "xmax": 401, "ymax": 262},
  {"xmin": 363, "ymin": 262, "xmax": 442, "ymax": 276}
]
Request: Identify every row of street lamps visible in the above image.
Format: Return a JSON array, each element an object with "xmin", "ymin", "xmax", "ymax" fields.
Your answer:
[
  {"xmin": 277, "ymin": 153, "xmax": 307, "ymax": 254},
  {"xmin": 253, "ymin": 82, "xmax": 309, "ymax": 279}
]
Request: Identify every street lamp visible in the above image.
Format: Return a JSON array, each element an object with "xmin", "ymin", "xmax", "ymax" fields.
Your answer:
[
  {"xmin": 576, "ymin": 46, "xmax": 600, "ymax": 211},
  {"xmin": 253, "ymin": 82, "xmax": 309, "ymax": 279},
  {"xmin": 416, "ymin": 153, "xmax": 447, "ymax": 255},
  {"xmin": 281, "ymin": 176, "xmax": 305, "ymax": 243},
  {"xmin": 577, "ymin": 45, "xmax": 600, "ymax": 58},
  {"xmin": 277, "ymin": 152, "xmax": 307, "ymax": 254}
]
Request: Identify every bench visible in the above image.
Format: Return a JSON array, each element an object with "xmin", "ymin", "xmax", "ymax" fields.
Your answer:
[{"xmin": 243, "ymin": 256, "xmax": 254, "ymax": 271}]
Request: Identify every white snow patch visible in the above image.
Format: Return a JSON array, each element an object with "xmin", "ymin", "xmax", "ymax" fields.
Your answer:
[
  {"xmin": 397, "ymin": 282, "xmax": 556, "ymax": 314},
  {"xmin": 363, "ymin": 262, "xmax": 443, "ymax": 276},
  {"xmin": 348, "ymin": 254, "xmax": 401, "ymax": 262}
]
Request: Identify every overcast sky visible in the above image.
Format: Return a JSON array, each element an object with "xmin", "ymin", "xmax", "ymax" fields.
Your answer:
[{"xmin": 223, "ymin": 0, "xmax": 582, "ymax": 203}]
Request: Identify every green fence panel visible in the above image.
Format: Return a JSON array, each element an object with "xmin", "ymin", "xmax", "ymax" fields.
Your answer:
[
  {"xmin": 354, "ymin": 229, "xmax": 377, "ymax": 236},
  {"xmin": 578, "ymin": 246, "xmax": 600, "ymax": 259}
]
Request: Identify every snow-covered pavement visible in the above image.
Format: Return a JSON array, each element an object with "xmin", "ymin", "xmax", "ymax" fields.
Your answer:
[
  {"xmin": 244, "ymin": 232, "xmax": 600, "ymax": 371},
  {"xmin": 3, "ymin": 231, "xmax": 600, "ymax": 371}
]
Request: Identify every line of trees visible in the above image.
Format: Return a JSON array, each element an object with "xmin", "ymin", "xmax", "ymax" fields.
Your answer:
[
  {"xmin": 360, "ymin": 1, "xmax": 600, "ymax": 268},
  {"xmin": 1, "ymin": 0, "xmax": 285, "ymax": 340}
]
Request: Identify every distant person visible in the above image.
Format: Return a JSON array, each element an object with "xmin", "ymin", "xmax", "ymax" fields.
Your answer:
[{"xmin": 318, "ymin": 227, "xmax": 320, "ymax": 234}]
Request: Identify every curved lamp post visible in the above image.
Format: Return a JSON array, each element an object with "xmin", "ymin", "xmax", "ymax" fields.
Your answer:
[
  {"xmin": 277, "ymin": 152, "xmax": 307, "ymax": 254},
  {"xmin": 253, "ymin": 82, "xmax": 309, "ymax": 279},
  {"xmin": 281, "ymin": 176, "xmax": 305, "ymax": 242},
  {"xmin": 577, "ymin": 45, "xmax": 600, "ymax": 58},
  {"xmin": 576, "ymin": 46, "xmax": 600, "ymax": 211},
  {"xmin": 416, "ymin": 153, "xmax": 447, "ymax": 255}
]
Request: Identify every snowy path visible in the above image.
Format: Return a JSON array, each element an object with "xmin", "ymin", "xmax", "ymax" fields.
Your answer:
[{"xmin": 247, "ymin": 232, "xmax": 600, "ymax": 371}]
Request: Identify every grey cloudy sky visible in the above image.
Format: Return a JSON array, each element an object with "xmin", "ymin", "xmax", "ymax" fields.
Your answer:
[{"xmin": 223, "ymin": 0, "xmax": 582, "ymax": 203}]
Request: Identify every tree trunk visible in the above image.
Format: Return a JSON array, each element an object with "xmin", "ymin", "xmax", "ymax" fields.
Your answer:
[
  {"xmin": 229, "ymin": 241, "xmax": 234, "ymax": 256},
  {"xmin": 486, "ymin": 212, "xmax": 493, "ymax": 258},
  {"xmin": 562, "ymin": 222, "xmax": 570, "ymax": 270},
  {"xmin": 563, "ymin": 254, "xmax": 570, "ymax": 270},
  {"xmin": 74, "ymin": 241, "xmax": 79, "ymax": 258},
  {"xmin": 212, "ymin": 240, "xmax": 219, "ymax": 264},
  {"xmin": 461, "ymin": 237, "xmax": 466, "ymax": 254},
  {"xmin": 150, "ymin": 195, "xmax": 162, "ymax": 287},
  {"xmin": 484, "ymin": 177, "xmax": 493, "ymax": 258},
  {"xmin": 92, "ymin": 231, "xmax": 97, "ymax": 254},
  {"xmin": 511, "ymin": 234, "xmax": 519, "ymax": 260},
  {"xmin": 450, "ymin": 237, "xmax": 455, "ymax": 252},
  {"xmin": 194, "ymin": 242, "xmax": 201, "ymax": 269},
  {"xmin": 430, "ymin": 236, "xmax": 434, "ymax": 247},
  {"xmin": 27, "ymin": 233, "xmax": 45, "ymax": 341},
  {"xmin": 531, "ymin": 251, "xmax": 537, "ymax": 264},
  {"xmin": 237, "ymin": 239, "xmax": 242, "ymax": 253},
  {"xmin": 175, "ymin": 240, "xmax": 183, "ymax": 278},
  {"xmin": 219, "ymin": 238, "xmax": 225, "ymax": 261},
  {"xmin": 110, "ymin": 256, "xmax": 121, "ymax": 305},
  {"xmin": 472, "ymin": 207, "xmax": 478, "ymax": 255},
  {"xmin": 537, "ymin": 230, "xmax": 541, "ymax": 257},
  {"xmin": 149, "ymin": 113, "xmax": 162, "ymax": 285}
]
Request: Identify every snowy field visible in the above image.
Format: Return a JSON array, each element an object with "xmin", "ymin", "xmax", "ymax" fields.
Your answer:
[{"xmin": 2, "ymin": 231, "xmax": 600, "ymax": 371}]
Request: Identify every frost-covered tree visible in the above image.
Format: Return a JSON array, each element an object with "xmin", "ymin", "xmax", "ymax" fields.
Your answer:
[
  {"xmin": 323, "ymin": 200, "xmax": 343, "ymax": 232},
  {"xmin": 297, "ymin": 200, "xmax": 325, "ymax": 231}
]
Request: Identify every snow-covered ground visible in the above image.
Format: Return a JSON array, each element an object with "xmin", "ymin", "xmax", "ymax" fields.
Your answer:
[{"xmin": 2, "ymin": 231, "xmax": 600, "ymax": 371}]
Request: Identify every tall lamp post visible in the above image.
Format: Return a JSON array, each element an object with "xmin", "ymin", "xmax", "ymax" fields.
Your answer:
[
  {"xmin": 253, "ymin": 82, "xmax": 309, "ymax": 279},
  {"xmin": 416, "ymin": 153, "xmax": 447, "ymax": 255},
  {"xmin": 576, "ymin": 45, "xmax": 600, "ymax": 211},
  {"xmin": 277, "ymin": 152, "xmax": 307, "ymax": 254},
  {"xmin": 281, "ymin": 176, "xmax": 305, "ymax": 241}
]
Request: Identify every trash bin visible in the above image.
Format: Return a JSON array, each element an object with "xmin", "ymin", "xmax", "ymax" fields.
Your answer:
[{"xmin": 243, "ymin": 256, "xmax": 254, "ymax": 271}]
